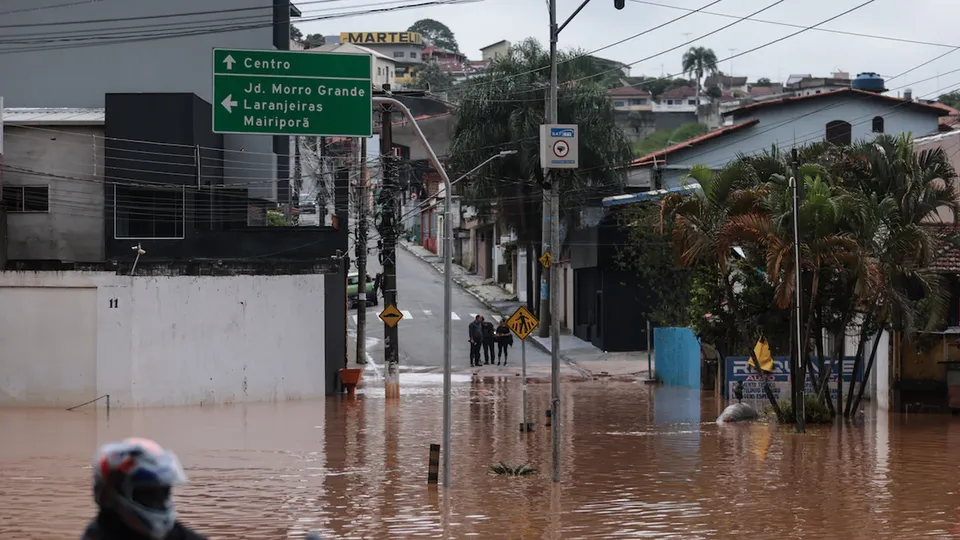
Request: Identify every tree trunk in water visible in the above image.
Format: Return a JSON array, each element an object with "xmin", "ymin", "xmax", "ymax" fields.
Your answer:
[
  {"xmin": 813, "ymin": 307, "xmax": 836, "ymax": 415},
  {"xmin": 843, "ymin": 321, "xmax": 870, "ymax": 416},
  {"xmin": 750, "ymin": 348, "xmax": 782, "ymax": 418},
  {"xmin": 851, "ymin": 329, "xmax": 884, "ymax": 416}
]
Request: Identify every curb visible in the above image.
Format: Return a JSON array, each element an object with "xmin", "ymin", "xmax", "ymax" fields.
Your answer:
[{"xmin": 399, "ymin": 240, "xmax": 592, "ymax": 376}]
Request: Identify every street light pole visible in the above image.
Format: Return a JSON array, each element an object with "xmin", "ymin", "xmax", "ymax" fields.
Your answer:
[{"xmin": 371, "ymin": 96, "xmax": 516, "ymax": 490}]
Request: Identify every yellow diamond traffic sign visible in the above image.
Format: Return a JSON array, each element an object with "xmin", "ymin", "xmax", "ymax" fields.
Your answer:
[
  {"xmin": 506, "ymin": 305, "xmax": 539, "ymax": 341},
  {"xmin": 379, "ymin": 304, "xmax": 403, "ymax": 328},
  {"xmin": 539, "ymin": 251, "xmax": 552, "ymax": 269}
]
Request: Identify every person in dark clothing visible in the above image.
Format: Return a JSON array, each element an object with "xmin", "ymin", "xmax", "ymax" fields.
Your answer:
[
  {"xmin": 495, "ymin": 321, "xmax": 513, "ymax": 365},
  {"xmin": 83, "ymin": 437, "xmax": 207, "ymax": 540},
  {"xmin": 468, "ymin": 315, "xmax": 483, "ymax": 367},
  {"xmin": 481, "ymin": 317, "xmax": 496, "ymax": 365},
  {"xmin": 373, "ymin": 272, "xmax": 383, "ymax": 300}
]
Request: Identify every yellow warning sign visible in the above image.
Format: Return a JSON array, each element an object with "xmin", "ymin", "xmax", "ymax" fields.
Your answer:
[
  {"xmin": 506, "ymin": 305, "xmax": 539, "ymax": 341},
  {"xmin": 539, "ymin": 251, "xmax": 553, "ymax": 269},
  {"xmin": 379, "ymin": 304, "xmax": 403, "ymax": 328}
]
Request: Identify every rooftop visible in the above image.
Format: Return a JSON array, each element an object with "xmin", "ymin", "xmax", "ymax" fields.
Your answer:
[
  {"xmin": 723, "ymin": 88, "xmax": 950, "ymax": 117},
  {"xmin": 1, "ymin": 107, "xmax": 104, "ymax": 125},
  {"xmin": 630, "ymin": 119, "xmax": 760, "ymax": 167},
  {"xmin": 659, "ymin": 85, "xmax": 698, "ymax": 100},
  {"xmin": 607, "ymin": 86, "xmax": 651, "ymax": 97},
  {"xmin": 310, "ymin": 42, "xmax": 394, "ymax": 62},
  {"xmin": 479, "ymin": 39, "xmax": 510, "ymax": 51}
]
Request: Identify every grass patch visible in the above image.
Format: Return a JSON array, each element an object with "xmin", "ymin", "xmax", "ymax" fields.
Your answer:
[{"xmin": 490, "ymin": 462, "xmax": 536, "ymax": 476}]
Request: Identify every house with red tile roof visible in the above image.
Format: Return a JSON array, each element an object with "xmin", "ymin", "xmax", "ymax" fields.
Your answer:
[
  {"xmin": 626, "ymin": 88, "xmax": 947, "ymax": 190},
  {"xmin": 607, "ymin": 86, "xmax": 652, "ymax": 111}
]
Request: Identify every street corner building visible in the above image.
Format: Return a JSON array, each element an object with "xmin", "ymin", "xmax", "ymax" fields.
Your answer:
[{"xmin": 0, "ymin": 0, "xmax": 352, "ymax": 407}]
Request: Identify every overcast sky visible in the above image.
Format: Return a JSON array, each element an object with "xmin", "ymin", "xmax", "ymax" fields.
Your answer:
[{"xmin": 298, "ymin": 0, "xmax": 960, "ymax": 99}]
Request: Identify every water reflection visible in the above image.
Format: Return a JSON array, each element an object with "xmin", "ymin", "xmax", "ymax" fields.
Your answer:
[{"xmin": 2, "ymin": 376, "xmax": 960, "ymax": 538}]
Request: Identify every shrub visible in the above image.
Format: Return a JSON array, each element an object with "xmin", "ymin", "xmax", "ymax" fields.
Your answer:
[
  {"xmin": 768, "ymin": 394, "xmax": 833, "ymax": 425},
  {"xmin": 490, "ymin": 462, "xmax": 536, "ymax": 476}
]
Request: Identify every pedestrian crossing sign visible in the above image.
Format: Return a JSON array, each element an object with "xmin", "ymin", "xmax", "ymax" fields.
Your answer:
[
  {"xmin": 379, "ymin": 304, "xmax": 403, "ymax": 328},
  {"xmin": 506, "ymin": 305, "xmax": 539, "ymax": 341},
  {"xmin": 539, "ymin": 251, "xmax": 552, "ymax": 269}
]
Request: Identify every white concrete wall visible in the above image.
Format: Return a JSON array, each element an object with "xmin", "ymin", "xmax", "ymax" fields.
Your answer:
[{"xmin": 0, "ymin": 272, "xmax": 326, "ymax": 408}]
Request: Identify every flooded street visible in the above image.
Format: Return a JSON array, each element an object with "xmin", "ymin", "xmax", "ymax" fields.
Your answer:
[{"xmin": 2, "ymin": 374, "xmax": 959, "ymax": 539}]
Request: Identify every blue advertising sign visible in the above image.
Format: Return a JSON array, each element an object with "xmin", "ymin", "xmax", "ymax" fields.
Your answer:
[{"xmin": 724, "ymin": 356, "xmax": 863, "ymax": 402}]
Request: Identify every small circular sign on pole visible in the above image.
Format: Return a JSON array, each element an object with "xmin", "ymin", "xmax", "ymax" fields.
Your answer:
[{"xmin": 552, "ymin": 140, "xmax": 569, "ymax": 158}]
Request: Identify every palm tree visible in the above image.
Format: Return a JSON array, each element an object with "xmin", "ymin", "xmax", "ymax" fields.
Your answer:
[
  {"xmin": 449, "ymin": 38, "xmax": 633, "ymax": 310},
  {"xmin": 681, "ymin": 46, "xmax": 719, "ymax": 106},
  {"xmin": 659, "ymin": 161, "xmax": 766, "ymax": 353}
]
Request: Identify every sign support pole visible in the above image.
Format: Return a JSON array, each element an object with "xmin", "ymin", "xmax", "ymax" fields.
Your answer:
[{"xmin": 521, "ymin": 340, "xmax": 528, "ymax": 431}]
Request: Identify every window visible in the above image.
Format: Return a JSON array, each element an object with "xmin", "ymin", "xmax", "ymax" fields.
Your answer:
[
  {"xmin": 872, "ymin": 116, "xmax": 884, "ymax": 133},
  {"xmin": 825, "ymin": 120, "xmax": 852, "ymax": 146},
  {"xmin": 114, "ymin": 185, "xmax": 185, "ymax": 239},
  {"xmin": 393, "ymin": 51, "xmax": 404, "ymax": 58},
  {"xmin": 410, "ymin": 51, "xmax": 418, "ymax": 58},
  {"xmin": 613, "ymin": 100, "xmax": 626, "ymax": 107},
  {"xmin": 2, "ymin": 185, "xmax": 49, "ymax": 212},
  {"xmin": 628, "ymin": 99, "xmax": 646, "ymax": 106},
  {"xmin": 687, "ymin": 99, "xmax": 697, "ymax": 105},
  {"xmin": 666, "ymin": 99, "xmax": 674, "ymax": 105},
  {"xmin": 377, "ymin": 67, "xmax": 382, "ymax": 76}
]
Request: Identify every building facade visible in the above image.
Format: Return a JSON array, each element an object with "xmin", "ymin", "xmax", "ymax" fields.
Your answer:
[
  {"xmin": 0, "ymin": 0, "xmax": 297, "ymax": 208},
  {"xmin": 630, "ymin": 88, "xmax": 946, "ymax": 188},
  {"xmin": 336, "ymin": 31, "xmax": 425, "ymax": 87}
]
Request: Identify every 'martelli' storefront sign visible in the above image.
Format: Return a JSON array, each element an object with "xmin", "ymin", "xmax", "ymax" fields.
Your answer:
[{"xmin": 340, "ymin": 32, "xmax": 423, "ymax": 45}]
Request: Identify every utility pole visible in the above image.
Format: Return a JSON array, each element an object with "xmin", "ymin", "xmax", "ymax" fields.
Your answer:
[
  {"xmin": 355, "ymin": 137, "xmax": 369, "ymax": 365},
  {"xmin": 547, "ymin": 0, "xmax": 561, "ymax": 484},
  {"xmin": 542, "ymin": 0, "xmax": 625, "ymax": 485},
  {"xmin": 791, "ymin": 147, "xmax": 805, "ymax": 433},
  {"xmin": 379, "ymin": 102, "xmax": 400, "ymax": 398}
]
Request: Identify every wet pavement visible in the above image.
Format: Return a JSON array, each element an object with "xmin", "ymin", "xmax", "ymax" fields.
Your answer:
[{"xmin": 2, "ymin": 374, "xmax": 959, "ymax": 539}]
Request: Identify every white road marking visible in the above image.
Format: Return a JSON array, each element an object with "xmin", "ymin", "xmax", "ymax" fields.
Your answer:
[
  {"xmin": 423, "ymin": 310, "xmax": 433, "ymax": 317},
  {"xmin": 352, "ymin": 315, "xmax": 358, "ymax": 324},
  {"xmin": 451, "ymin": 312, "xmax": 460, "ymax": 320},
  {"xmin": 401, "ymin": 310, "xmax": 413, "ymax": 319},
  {"xmin": 492, "ymin": 315, "xmax": 502, "ymax": 322},
  {"xmin": 469, "ymin": 313, "xmax": 478, "ymax": 319}
]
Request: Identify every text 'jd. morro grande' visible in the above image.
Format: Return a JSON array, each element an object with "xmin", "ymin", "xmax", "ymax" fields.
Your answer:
[{"xmin": 241, "ymin": 81, "xmax": 367, "ymax": 130}]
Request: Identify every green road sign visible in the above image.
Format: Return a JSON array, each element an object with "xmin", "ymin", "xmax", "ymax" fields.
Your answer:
[{"xmin": 212, "ymin": 48, "xmax": 372, "ymax": 137}]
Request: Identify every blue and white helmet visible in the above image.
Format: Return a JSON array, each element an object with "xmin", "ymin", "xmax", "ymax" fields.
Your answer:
[{"xmin": 92, "ymin": 438, "xmax": 187, "ymax": 540}]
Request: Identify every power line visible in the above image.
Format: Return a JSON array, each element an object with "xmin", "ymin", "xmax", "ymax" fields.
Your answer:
[
  {"xmin": 627, "ymin": 0, "xmax": 959, "ymax": 50},
  {"xmin": 0, "ymin": 0, "xmax": 480, "ymax": 55}
]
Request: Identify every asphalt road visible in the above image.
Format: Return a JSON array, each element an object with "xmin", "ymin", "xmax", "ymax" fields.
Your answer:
[{"xmin": 346, "ymin": 246, "xmax": 554, "ymax": 373}]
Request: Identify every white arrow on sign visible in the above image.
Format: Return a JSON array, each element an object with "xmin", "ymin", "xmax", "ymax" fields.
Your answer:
[
  {"xmin": 223, "ymin": 54, "xmax": 236, "ymax": 70},
  {"xmin": 221, "ymin": 94, "xmax": 238, "ymax": 113}
]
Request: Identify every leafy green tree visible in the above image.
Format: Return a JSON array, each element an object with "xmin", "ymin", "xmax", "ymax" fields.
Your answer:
[
  {"xmin": 754, "ymin": 77, "xmax": 772, "ymax": 86},
  {"xmin": 938, "ymin": 90, "xmax": 960, "ymax": 109},
  {"xmin": 681, "ymin": 46, "xmax": 718, "ymax": 106},
  {"xmin": 614, "ymin": 202, "xmax": 694, "ymax": 326},
  {"xmin": 290, "ymin": 25, "xmax": 303, "ymax": 43},
  {"xmin": 408, "ymin": 19, "xmax": 459, "ymax": 52},
  {"xmin": 411, "ymin": 61, "xmax": 455, "ymax": 91},
  {"xmin": 448, "ymin": 38, "xmax": 633, "ymax": 308},
  {"xmin": 303, "ymin": 33, "xmax": 325, "ymax": 48}
]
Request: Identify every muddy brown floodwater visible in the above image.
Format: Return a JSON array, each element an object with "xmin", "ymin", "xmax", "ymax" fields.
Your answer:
[{"xmin": 1, "ymin": 373, "xmax": 959, "ymax": 539}]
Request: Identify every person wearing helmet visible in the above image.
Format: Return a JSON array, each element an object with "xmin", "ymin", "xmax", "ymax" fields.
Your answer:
[{"xmin": 83, "ymin": 437, "xmax": 207, "ymax": 540}]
